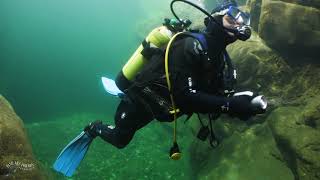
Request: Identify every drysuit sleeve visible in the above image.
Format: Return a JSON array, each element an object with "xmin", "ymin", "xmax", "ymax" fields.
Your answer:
[{"xmin": 169, "ymin": 37, "xmax": 228, "ymax": 113}]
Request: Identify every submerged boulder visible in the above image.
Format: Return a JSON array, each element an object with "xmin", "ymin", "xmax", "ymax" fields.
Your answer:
[
  {"xmin": 0, "ymin": 95, "xmax": 44, "ymax": 180},
  {"xmin": 258, "ymin": 0, "xmax": 320, "ymax": 63},
  {"xmin": 227, "ymin": 32, "xmax": 292, "ymax": 98},
  {"xmin": 279, "ymin": 0, "xmax": 320, "ymax": 9},
  {"xmin": 267, "ymin": 98, "xmax": 320, "ymax": 180},
  {"xmin": 228, "ymin": 32, "xmax": 320, "ymax": 105},
  {"xmin": 192, "ymin": 121, "xmax": 294, "ymax": 180}
]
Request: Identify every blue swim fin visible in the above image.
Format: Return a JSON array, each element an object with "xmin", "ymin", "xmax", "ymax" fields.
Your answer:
[{"xmin": 53, "ymin": 131, "xmax": 93, "ymax": 177}]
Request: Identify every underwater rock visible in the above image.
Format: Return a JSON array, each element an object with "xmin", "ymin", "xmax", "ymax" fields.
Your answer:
[
  {"xmin": 267, "ymin": 103, "xmax": 320, "ymax": 180},
  {"xmin": 227, "ymin": 32, "xmax": 292, "ymax": 97},
  {"xmin": 193, "ymin": 122, "xmax": 294, "ymax": 180},
  {"xmin": 229, "ymin": 33, "xmax": 320, "ymax": 108},
  {"xmin": 0, "ymin": 95, "xmax": 45, "ymax": 180},
  {"xmin": 258, "ymin": 0, "xmax": 320, "ymax": 63},
  {"xmin": 246, "ymin": 0, "xmax": 320, "ymax": 32},
  {"xmin": 278, "ymin": 0, "xmax": 320, "ymax": 9}
]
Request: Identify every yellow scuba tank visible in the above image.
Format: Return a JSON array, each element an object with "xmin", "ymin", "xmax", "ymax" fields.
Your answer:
[
  {"xmin": 123, "ymin": 26, "xmax": 173, "ymax": 81},
  {"xmin": 115, "ymin": 26, "xmax": 174, "ymax": 91},
  {"xmin": 115, "ymin": 18, "xmax": 191, "ymax": 91}
]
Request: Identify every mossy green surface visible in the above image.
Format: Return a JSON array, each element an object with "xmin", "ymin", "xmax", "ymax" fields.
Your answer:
[
  {"xmin": 267, "ymin": 98, "xmax": 320, "ymax": 179},
  {"xmin": 26, "ymin": 113, "xmax": 195, "ymax": 180},
  {"xmin": 194, "ymin": 122, "xmax": 294, "ymax": 180},
  {"xmin": 258, "ymin": 0, "xmax": 320, "ymax": 62}
]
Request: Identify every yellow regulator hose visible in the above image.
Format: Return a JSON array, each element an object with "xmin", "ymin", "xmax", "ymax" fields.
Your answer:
[{"xmin": 164, "ymin": 32, "xmax": 184, "ymax": 160}]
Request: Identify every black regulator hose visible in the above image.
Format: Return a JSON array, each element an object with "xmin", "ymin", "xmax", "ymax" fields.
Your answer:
[
  {"xmin": 170, "ymin": 0, "xmax": 240, "ymax": 35},
  {"xmin": 170, "ymin": 0, "xmax": 215, "ymax": 25}
]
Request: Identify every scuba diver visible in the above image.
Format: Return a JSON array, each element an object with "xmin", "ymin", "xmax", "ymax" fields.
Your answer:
[{"xmin": 53, "ymin": 0, "xmax": 267, "ymax": 177}]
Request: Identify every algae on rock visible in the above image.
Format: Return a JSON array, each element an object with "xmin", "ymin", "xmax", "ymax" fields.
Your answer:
[
  {"xmin": 252, "ymin": 0, "xmax": 320, "ymax": 63},
  {"xmin": 0, "ymin": 95, "xmax": 45, "ymax": 180},
  {"xmin": 193, "ymin": 122, "xmax": 294, "ymax": 180},
  {"xmin": 267, "ymin": 95, "xmax": 320, "ymax": 180}
]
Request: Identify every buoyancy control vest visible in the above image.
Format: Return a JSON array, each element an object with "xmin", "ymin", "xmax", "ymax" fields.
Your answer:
[
  {"xmin": 179, "ymin": 33, "xmax": 237, "ymax": 95},
  {"xmin": 116, "ymin": 34, "xmax": 236, "ymax": 95}
]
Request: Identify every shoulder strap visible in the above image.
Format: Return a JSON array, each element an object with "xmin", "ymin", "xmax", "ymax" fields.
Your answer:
[
  {"xmin": 189, "ymin": 33, "xmax": 208, "ymax": 51},
  {"xmin": 223, "ymin": 50, "xmax": 237, "ymax": 94}
]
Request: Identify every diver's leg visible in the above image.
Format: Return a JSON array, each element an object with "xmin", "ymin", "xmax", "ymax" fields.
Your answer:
[{"xmin": 85, "ymin": 100, "xmax": 153, "ymax": 149}]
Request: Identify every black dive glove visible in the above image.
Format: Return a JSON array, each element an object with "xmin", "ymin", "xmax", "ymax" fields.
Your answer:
[{"xmin": 222, "ymin": 91, "xmax": 267, "ymax": 120}]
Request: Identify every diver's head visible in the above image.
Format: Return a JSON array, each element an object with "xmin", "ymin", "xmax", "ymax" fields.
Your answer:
[{"xmin": 204, "ymin": 3, "xmax": 251, "ymax": 42}]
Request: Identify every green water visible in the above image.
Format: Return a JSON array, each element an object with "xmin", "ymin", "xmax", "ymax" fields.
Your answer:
[{"xmin": 0, "ymin": 0, "xmax": 172, "ymax": 122}]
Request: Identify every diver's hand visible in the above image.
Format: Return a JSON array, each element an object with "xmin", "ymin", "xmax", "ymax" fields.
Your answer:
[
  {"xmin": 222, "ymin": 91, "xmax": 267, "ymax": 120},
  {"xmin": 226, "ymin": 94, "xmax": 255, "ymax": 120}
]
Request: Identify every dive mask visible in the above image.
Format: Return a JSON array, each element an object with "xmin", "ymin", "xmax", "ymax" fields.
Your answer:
[
  {"xmin": 206, "ymin": 5, "xmax": 251, "ymax": 41},
  {"xmin": 225, "ymin": 6, "xmax": 251, "ymax": 41},
  {"xmin": 227, "ymin": 6, "xmax": 250, "ymax": 26}
]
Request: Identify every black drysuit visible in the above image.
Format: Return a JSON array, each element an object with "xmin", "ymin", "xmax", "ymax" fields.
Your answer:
[{"xmin": 96, "ymin": 30, "xmax": 234, "ymax": 149}]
